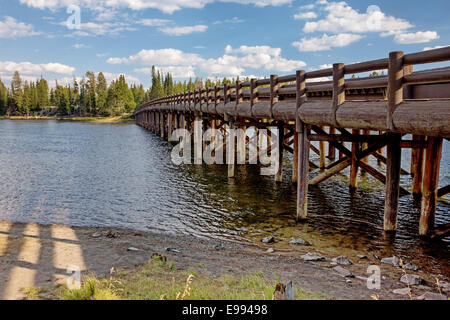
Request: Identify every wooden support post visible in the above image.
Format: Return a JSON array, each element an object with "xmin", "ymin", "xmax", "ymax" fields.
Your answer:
[
  {"xmin": 167, "ymin": 113, "xmax": 173, "ymax": 143},
  {"xmin": 292, "ymin": 130, "xmax": 299, "ymax": 184},
  {"xmin": 275, "ymin": 122, "xmax": 284, "ymax": 183},
  {"xmin": 387, "ymin": 51, "xmax": 404, "ymax": 130},
  {"xmin": 419, "ymin": 137, "xmax": 443, "ymax": 236},
  {"xmin": 319, "ymin": 127, "xmax": 326, "ymax": 169},
  {"xmin": 412, "ymin": 135, "xmax": 425, "ymax": 197},
  {"xmin": 160, "ymin": 112, "xmax": 165, "ymax": 139},
  {"xmin": 296, "ymin": 70, "xmax": 309, "ymax": 221},
  {"xmin": 384, "ymin": 133, "xmax": 402, "ymax": 232},
  {"xmin": 327, "ymin": 126, "xmax": 336, "ymax": 160},
  {"xmin": 361, "ymin": 129, "xmax": 370, "ymax": 176},
  {"xmin": 227, "ymin": 120, "xmax": 236, "ymax": 178},
  {"xmin": 349, "ymin": 129, "xmax": 360, "ymax": 191}
]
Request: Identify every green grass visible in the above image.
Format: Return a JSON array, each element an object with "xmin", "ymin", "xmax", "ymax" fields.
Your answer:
[
  {"xmin": 56, "ymin": 256, "xmax": 326, "ymax": 300},
  {"xmin": 22, "ymin": 287, "xmax": 48, "ymax": 300}
]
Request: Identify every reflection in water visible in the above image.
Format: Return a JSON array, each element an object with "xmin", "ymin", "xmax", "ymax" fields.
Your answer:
[{"xmin": 0, "ymin": 120, "xmax": 448, "ymax": 275}]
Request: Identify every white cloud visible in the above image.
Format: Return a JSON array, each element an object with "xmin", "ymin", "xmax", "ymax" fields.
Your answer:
[
  {"xmin": 59, "ymin": 21, "xmax": 137, "ymax": 37},
  {"xmin": 135, "ymin": 66, "xmax": 196, "ymax": 78},
  {"xmin": 213, "ymin": 17, "xmax": 245, "ymax": 24},
  {"xmin": 0, "ymin": 16, "xmax": 41, "ymax": 38},
  {"xmin": 423, "ymin": 45, "xmax": 449, "ymax": 51},
  {"xmin": 107, "ymin": 49, "xmax": 204, "ymax": 66},
  {"xmin": 394, "ymin": 31, "xmax": 439, "ymax": 44},
  {"xmin": 299, "ymin": 4, "xmax": 315, "ymax": 10},
  {"xmin": 294, "ymin": 12, "xmax": 317, "ymax": 19},
  {"xmin": 292, "ymin": 33, "xmax": 363, "ymax": 52},
  {"xmin": 0, "ymin": 61, "xmax": 75, "ymax": 75},
  {"xmin": 292, "ymin": 1, "xmax": 439, "ymax": 50},
  {"xmin": 159, "ymin": 25, "xmax": 208, "ymax": 36},
  {"xmin": 138, "ymin": 19, "xmax": 172, "ymax": 27},
  {"xmin": 108, "ymin": 45, "xmax": 306, "ymax": 77},
  {"xmin": 72, "ymin": 43, "xmax": 89, "ymax": 49},
  {"xmin": 303, "ymin": 2, "xmax": 412, "ymax": 34},
  {"xmin": 19, "ymin": 0, "xmax": 293, "ymax": 14}
]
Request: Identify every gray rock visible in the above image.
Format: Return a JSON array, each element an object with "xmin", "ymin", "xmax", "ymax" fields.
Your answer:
[
  {"xmin": 332, "ymin": 256, "xmax": 353, "ymax": 265},
  {"xmin": 393, "ymin": 288, "xmax": 411, "ymax": 295},
  {"xmin": 261, "ymin": 236, "xmax": 275, "ymax": 244},
  {"xmin": 438, "ymin": 281, "xmax": 450, "ymax": 293},
  {"xmin": 166, "ymin": 247, "xmax": 181, "ymax": 253},
  {"xmin": 402, "ymin": 263, "xmax": 420, "ymax": 271},
  {"xmin": 127, "ymin": 247, "xmax": 140, "ymax": 252},
  {"xmin": 345, "ymin": 279, "xmax": 352, "ymax": 284},
  {"xmin": 332, "ymin": 266, "xmax": 354, "ymax": 278},
  {"xmin": 400, "ymin": 274, "xmax": 425, "ymax": 286},
  {"xmin": 266, "ymin": 248, "xmax": 275, "ymax": 253},
  {"xmin": 301, "ymin": 253, "xmax": 326, "ymax": 262},
  {"xmin": 356, "ymin": 254, "xmax": 367, "ymax": 260},
  {"xmin": 288, "ymin": 238, "xmax": 311, "ymax": 246},
  {"xmin": 91, "ymin": 232, "xmax": 102, "ymax": 238},
  {"xmin": 215, "ymin": 244, "xmax": 225, "ymax": 250},
  {"xmin": 330, "ymin": 262, "xmax": 338, "ymax": 266},
  {"xmin": 381, "ymin": 256, "xmax": 400, "ymax": 267},
  {"xmin": 416, "ymin": 292, "xmax": 447, "ymax": 300}
]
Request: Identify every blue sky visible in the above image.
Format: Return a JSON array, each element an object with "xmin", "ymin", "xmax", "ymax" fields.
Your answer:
[{"xmin": 0, "ymin": 0, "xmax": 449, "ymax": 88}]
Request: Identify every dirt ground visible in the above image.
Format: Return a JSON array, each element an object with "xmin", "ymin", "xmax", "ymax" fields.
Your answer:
[{"xmin": 0, "ymin": 221, "xmax": 447, "ymax": 300}]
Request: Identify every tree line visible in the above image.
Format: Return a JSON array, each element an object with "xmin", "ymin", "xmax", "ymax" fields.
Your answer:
[{"xmin": 0, "ymin": 67, "xmax": 250, "ymax": 117}]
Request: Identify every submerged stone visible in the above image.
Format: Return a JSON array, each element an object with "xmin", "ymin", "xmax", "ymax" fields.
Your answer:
[
  {"xmin": 289, "ymin": 238, "xmax": 311, "ymax": 246},
  {"xmin": 261, "ymin": 236, "xmax": 275, "ymax": 244},
  {"xmin": 332, "ymin": 256, "xmax": 353, "ymax": 265},
  {"xmin": 301, "ymin": 253, "xmax": 326, "ymax": 262},
  {"xmin": 332, "ymin": 266, "xmax": 354, "ymax": 278},
  {"xmin": 381, "ymin": 256, "xmax": 400, "ymax": 267},
  {"xmin": 400, "ymin": 274, "xmax": 424, "ymax": 286}
]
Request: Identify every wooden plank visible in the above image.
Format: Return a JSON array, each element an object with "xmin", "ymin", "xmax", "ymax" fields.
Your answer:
[
  {"xmin": 437, "ymin": 185, "xmax": 450, "ymax": 197},
  {"xmin": 310, "ymin": 158, "xmax": 351, "ymax": 185},
  {"xmin": 420, "ymin": 137, "xmax": 443, "ymax": 236}
]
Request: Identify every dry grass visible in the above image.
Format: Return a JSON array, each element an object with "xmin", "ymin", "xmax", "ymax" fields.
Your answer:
[{"xmin": 56, "ymin": 256, "xmax": 326, "ymax": 300}]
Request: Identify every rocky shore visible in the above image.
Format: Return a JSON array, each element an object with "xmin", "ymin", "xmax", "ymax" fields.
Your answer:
[{"xmin": 0, "ymin": 221, "xmax": 448, "ymax": 300}]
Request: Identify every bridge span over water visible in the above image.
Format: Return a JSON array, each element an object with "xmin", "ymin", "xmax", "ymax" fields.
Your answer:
[{"xmin": 134, "ymin": 47, "xmax": 450, "ymax": 238}]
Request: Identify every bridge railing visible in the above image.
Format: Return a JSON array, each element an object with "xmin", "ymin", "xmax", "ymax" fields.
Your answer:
[{"xmin": 134, "ymin": 47, "xmax": 450, "ymax": 136}]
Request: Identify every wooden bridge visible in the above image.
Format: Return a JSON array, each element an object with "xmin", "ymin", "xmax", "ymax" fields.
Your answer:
[{"xmin": 134, "ymin": 47, "xmax": 450, "ymax": 238}]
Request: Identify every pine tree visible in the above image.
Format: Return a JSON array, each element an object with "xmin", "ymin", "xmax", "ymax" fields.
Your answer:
[
  {"xmin": 96, "ymin": 72, "xmax": 108, "ymax": 116},
  {"xmin": 0, "ymin": 80, "xmax": 8, "ymax": 115},
  {"xmin": 11, "ymin": 71, "xmax": 24, "ymax": 114},
  {"xmin": 85, "ymin": 71, "xmax": 97, "ymax": 115},
  {"xmin": 36, "ymin": 77, "xmax": 49, "ymax": 109}
]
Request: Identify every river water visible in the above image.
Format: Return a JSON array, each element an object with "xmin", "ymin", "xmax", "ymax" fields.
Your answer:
[{"xmin": 0, "ymin": 120, "xmax": 448, "ymax": 275}]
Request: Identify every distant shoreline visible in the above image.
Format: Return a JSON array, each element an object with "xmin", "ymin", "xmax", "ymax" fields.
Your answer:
[{"xmin": 0, "ymin": 116, "xmax": 135, "ymax": 123}]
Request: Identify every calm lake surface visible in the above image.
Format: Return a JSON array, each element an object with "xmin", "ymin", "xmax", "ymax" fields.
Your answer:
[{"xmin": 0, "ymin": 120, "xmax": 449, "ymax": 274}]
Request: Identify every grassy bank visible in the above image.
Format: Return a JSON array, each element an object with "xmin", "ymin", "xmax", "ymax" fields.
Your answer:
[
  {"xmin": 0, "ymin": 115, "xmax": 134, "ymax": 123},
  {"xmin": 26, "ymin": 256, "xmax": 326, "ymax": 300}
]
